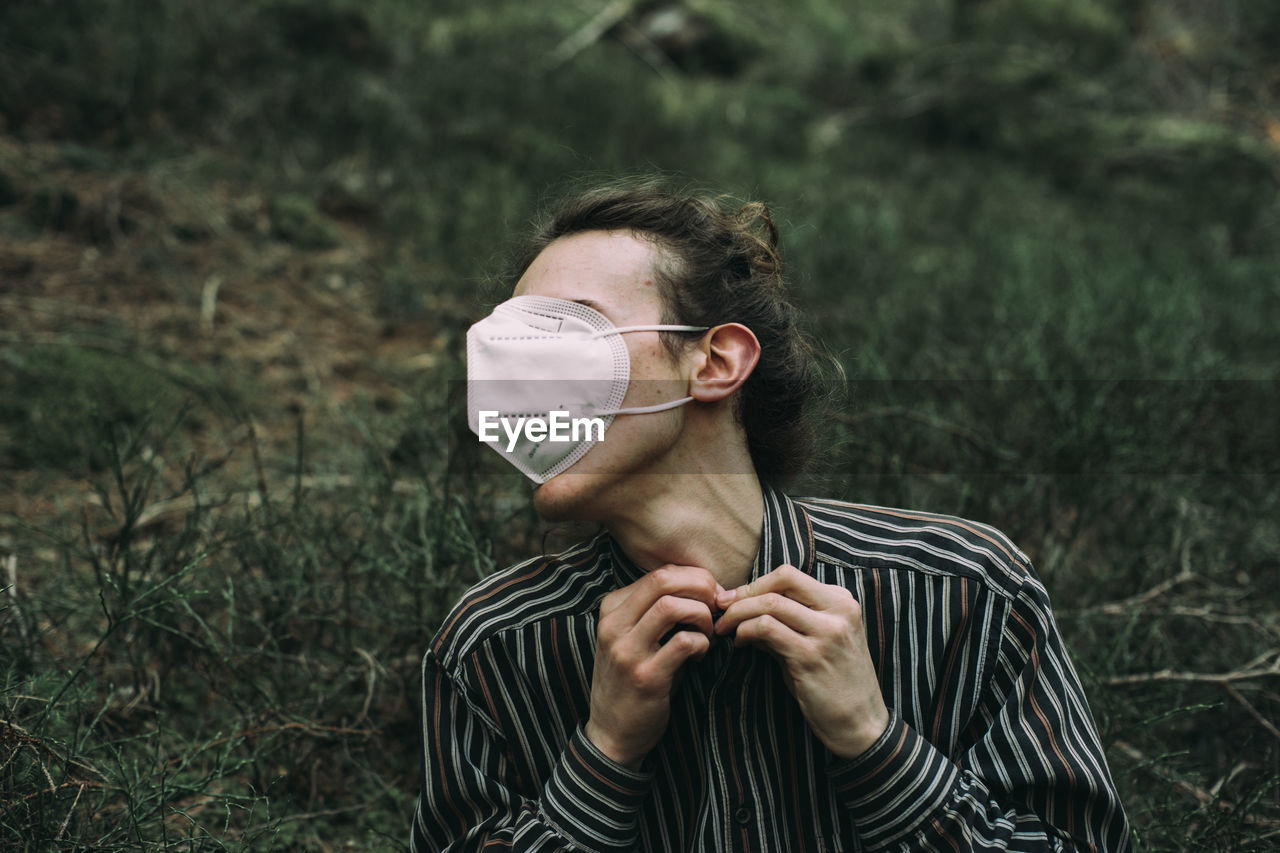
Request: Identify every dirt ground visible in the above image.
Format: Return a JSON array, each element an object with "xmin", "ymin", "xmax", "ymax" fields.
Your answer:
[{"xmin": 0, "ymin": 132, "xmax": 463, "ymax": 538}]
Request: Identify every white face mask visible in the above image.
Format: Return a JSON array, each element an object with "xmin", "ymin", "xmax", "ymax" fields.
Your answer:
[{"xmin": 466, "ymin": 295, "xmax": 708, "ymax": 483}]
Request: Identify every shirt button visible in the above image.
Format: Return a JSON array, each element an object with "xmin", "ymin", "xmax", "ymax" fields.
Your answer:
[{"xmin": 734, "ymin": 805, "xmax": 752, "ymax": 825}]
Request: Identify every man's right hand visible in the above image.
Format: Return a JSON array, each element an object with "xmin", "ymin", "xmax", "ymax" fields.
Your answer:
[{"xmin": 584, "ymin": 564, "xmax": 720, "ymax": 770}]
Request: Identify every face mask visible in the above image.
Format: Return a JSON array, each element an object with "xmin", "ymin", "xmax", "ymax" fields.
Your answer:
[{"xmin": 466, "ymin": 295, "xmax": 708, "ymax": 483}]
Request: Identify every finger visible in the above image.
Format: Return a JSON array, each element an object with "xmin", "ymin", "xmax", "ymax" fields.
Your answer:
[
  {"xmin": 649, "ymin": 629, "xmax": 711, "ymax": 680},
  {"xmin": 714, "ymin": 592, "xmax": 824, "ymax": 637},
  {"xmin": 610, "ymin": 564, "xmax": 716, "ymax": 613},
  {"xmin": 609, "ymin": 564, "xmax": 718, "ymax": 628},
  {"xmin": 733, "ymin": 613, "xmax": 814, "ymax": 660},
  {"xmin": 630, "ymin": 594, "xmax": 714, "ymax": 650},
  {"xmin": 716, "ymin": 564, "xmax": 826, "ymax": 609}
]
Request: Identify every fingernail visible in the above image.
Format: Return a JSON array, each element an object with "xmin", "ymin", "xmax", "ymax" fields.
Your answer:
[{"xmin": 716, "ymin": 590, "xmax": 733, "ymax": 607}]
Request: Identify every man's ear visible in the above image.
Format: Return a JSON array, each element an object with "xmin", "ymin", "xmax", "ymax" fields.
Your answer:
[{"xmin": 688, "ymin": 323, "xmax": 760, "ymax": 403}]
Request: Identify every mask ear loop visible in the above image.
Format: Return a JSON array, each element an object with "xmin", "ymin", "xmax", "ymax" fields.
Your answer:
[
  {"xmin": 597, "ymin": 396, "xmax": 695, "ymax": 416},
  {"xmin": 588, "ymin": 324, "xmax": 707, "ymax": 338}
]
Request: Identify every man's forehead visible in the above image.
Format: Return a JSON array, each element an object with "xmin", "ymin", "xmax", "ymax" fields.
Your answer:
[{"xmin": 512, "ymin": 231, "xmax": 666, "ymax": 321}]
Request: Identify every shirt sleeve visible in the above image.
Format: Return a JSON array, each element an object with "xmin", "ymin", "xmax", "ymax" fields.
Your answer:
[
  {"xmin": 827, "ymin": 572, "xmax": 1132, "ymax": 852},
  {"xmin": 411, "ymin": 649, "xmax": 652, "ymax": 852}
]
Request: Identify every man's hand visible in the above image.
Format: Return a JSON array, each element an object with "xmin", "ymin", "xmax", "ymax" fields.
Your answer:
[
  {"xmin": 586, "ymin": 564, "xmax": 721, "ymax": 770},
  {"xmin": 715, "ymin": 565, "xmax": 889, "ymax": 759}
]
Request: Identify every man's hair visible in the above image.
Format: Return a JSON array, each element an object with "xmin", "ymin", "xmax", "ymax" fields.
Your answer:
[{"xmin": 512, "ymin": 180, "xmax": 828, "ymax": 486}]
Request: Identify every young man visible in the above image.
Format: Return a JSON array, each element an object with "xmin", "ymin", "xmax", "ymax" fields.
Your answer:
[{"xmin": 412, "ymin": 184, "xmax": 1131, "ymax": 851}]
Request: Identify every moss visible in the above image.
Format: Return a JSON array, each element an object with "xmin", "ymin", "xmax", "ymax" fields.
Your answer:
[
  {"xmin": 269, "ymin": 193, "xmax": 341, "ymax": 249},
  {"xmin": 0, "ymin": 346, "xmax": 179, "ymax": 472}
]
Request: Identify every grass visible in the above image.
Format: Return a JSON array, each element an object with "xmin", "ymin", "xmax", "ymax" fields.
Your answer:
[{"xmin": 2, "ymin": 0, "xmax": 1279, "ymax": 848}]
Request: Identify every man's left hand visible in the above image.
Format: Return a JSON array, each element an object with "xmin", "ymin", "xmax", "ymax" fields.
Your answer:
[{"xmin": 715, "ymin": 565, "xmax": 890, "ymax": 760}]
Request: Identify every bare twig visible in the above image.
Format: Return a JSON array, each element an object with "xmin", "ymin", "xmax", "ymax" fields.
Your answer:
[
  {"xmin": 79, "ymin": 473, "xmax": 421, "ymax": 532},
  {"xmin": 1067, "ymin": 568, "xmax": 1199, "ymax": 616},
  {"xmin": 1224, "ymin": 684, "xmax": 1280, "ymax": 744},
  {"xmin": 0, "ymin": 720, "xmax": 107, "ymax": 785},
  {"xmin": 833, "ymin": 406, "xmax": 1018, "ymax": 461},
  {"xmin": 161, "ymin": 719, "xmax": 379, "ymax": 769},
  {"xmin": 1118, "ymin": 569, "xmax": 1198, "ymax": 608},
  {"xmin": 355, "ymin": 647, "xmax": 379, "ymax": 725},
  {"xmin": 1209, "ymin": 761, "xmax": 1253, "ymax": 798},
  {"xmin": 1114, "ymin": 740, "xmax": 1280, "ymax": 828},
  {"xmin": 1107, "ymin": 649, "xmax": 1280, "ymax": 687},
  {"xmin": 29, "ymin": 743, "xmax": 57, "ymax": 794},
  {"xmin": 613, "ymin": 20, "xmax": 678, "ymax": 81},
  {"xmin": 0, "ymin": 330, "xmax": 137, "ymax": 351},
  {"xmin": 1158, "ymin": 605, "xmax": 1276, "ymax": 634},
  {"xmin": 546, "ymin": 0, "xmax": 636, "ymax": 70},
  {"xmin": 2, "ymin": 779, "xmax": 106, "ymax": 810},
  {"xmin": 0, "ymin": 294, "xmax": 121, "ymax": 321},
  {"xmin": 245, "ymin": 418, "xmax": 270, "ymax": 501},
  {"xmin": 264, "ymin": 803, "xmax": 369, "ymax": 828},
  {"xmin": 54, "ymin": 783, "xmax": 85, "ymax": 841},
  {"xmin": 200, "ymin": 275, "xmax": 221, "ymax": 332},
  {"xmin": 4, "ymin": 553, "xmax": 27, "ymax": 644},
  {"xmin": 1063, "ymin": 570, "xmax": 1279, "ymax": 640}
]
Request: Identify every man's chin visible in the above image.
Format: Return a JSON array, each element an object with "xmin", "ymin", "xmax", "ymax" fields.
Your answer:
[{"xmin": 532, "ymin": 473, "xmax": 600, "ymax": 522}]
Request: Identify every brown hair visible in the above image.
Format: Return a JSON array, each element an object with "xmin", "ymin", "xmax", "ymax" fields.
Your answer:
[{"xmin": 512, "ymin": 180, "xmax": 829, "ymax": 486}]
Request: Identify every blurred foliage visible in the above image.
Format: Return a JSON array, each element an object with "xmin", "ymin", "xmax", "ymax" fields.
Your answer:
[
  {"xmin": 267, "ymin": 194, "xmax": 340, "ymax": 250},
  {"xmin": 1, "ymin": 0, "xmax": 1278, "ymax": 848},
  {"xmin": 0, "ymin": 347, "xmax": 181, "ymax": 473}
]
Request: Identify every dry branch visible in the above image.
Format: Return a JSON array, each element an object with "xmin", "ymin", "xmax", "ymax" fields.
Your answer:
[
  {"xmin": 79, "ymin": 473, "xmax": 422, "ymax": 535},
  {"xmin": 4, "ymin": 553, "xmax": 27, "ymax": 644},
  {"xmin": 1223, "ymin": 684, "xmax": 1280, "ymax": 744},
  {"xmin": 547, "ymin": 0, "xmax": 636, "ymax": 70},
  {"xmin": 1107, "ymin": 649, "xmax": 1280, "ymax": 687},
  {"xmin": 2, "ymin": 779, "xmax": 106, "ymax": 810},
  {"xmin": 161, "ymin": 719, "xmax": 380, "ymax": 770},
  {"xmin": 1114, "ymin": 740, "xmax": 1280, "ymax": 829},
  {"xmin": 1067, "ymin": 569, "xmax": 1198, "ymax": 617},
  {"xmin": 54, "ymin": 783, "xmax": 85, "ymax": 841},
  {"xmin": 833, "ymin": 406, "xmax": 1018, "ymax": 460}
]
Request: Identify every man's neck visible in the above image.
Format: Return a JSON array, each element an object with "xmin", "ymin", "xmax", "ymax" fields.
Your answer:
[{"xmin": 602, "ymin": 474, "xmax": 764, "ymax": 591}]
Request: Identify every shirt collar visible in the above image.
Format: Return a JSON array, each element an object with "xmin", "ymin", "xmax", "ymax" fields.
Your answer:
[
  {"xmin": 607, "ymin": 481, "xmax": 814, "ymax": 588},
  {"xmin": 750, "ymin": 482, "xmax": 815, "ymax": 583}
]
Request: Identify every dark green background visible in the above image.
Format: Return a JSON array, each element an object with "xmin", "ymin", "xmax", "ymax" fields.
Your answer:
[{"xmin": 1, "ymin": 0, "xmax": 1278, "ymax": 848}]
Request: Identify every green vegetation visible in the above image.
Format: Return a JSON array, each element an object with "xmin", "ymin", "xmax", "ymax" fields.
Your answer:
[{"xmin": 2, "ymin": 0, "xmax": 1278, "ymax": 848}]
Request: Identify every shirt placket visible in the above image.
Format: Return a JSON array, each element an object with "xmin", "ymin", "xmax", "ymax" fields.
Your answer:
[{"xmin": 706, "ymin": 644, "xmax": 759, "ymax": 853}]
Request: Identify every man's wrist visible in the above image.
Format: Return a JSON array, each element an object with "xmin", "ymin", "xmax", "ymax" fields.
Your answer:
[
  {"xmin": 584, "ymin": 718, "xmax": 646, "ymax": 771},
  {"xmin": 826, "ymin": 704, "xmax": 892, "ymax": 760}
]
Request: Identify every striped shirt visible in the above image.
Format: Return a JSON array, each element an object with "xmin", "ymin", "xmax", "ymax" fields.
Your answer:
[{"xmin": 411, "ymin": 485, "xmax": 1132, "ymax": 851}]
